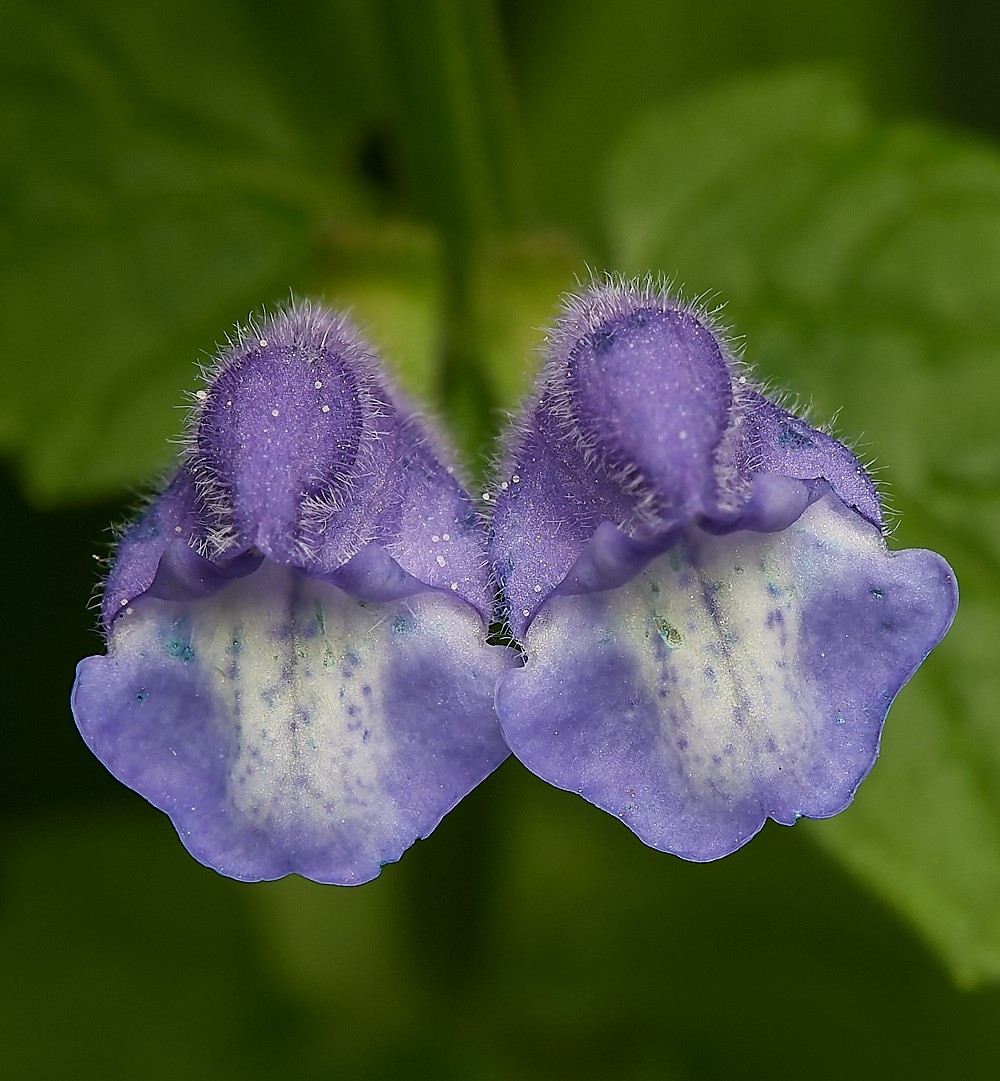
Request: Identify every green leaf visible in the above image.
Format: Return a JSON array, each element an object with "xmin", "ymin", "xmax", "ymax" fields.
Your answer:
[
  {"xmin": 604, "ymin": 66, "xmax": 1000, "ymax": 985},
  {"xmin": 506, "ymin": 0, "xmax": 930, "ymax": 244},
  {"xmin": 0, "ymin": 812, "xmax": 306, "ymax": 1081},
  {"xmin": 0, "ymin": 0, "xmax": 378, "ymax": 504},
  {"xmin": 251, "ymin": 762, "xmax": 1000, "ymax": 1079}
]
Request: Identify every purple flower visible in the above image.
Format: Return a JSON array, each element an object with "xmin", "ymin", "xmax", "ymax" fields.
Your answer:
[
  {"xmin": 489, "ymin": 280, "xmax": 958, "ymax": 861},
  {"xmin": 72, "ymin": 303, "xmax": 513, "ymax": 884}
]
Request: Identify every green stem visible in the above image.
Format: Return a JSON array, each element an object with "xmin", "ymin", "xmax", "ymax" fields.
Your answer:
[
  {"xmin": 376, "ymin": 0, "xmax": 529, "ymax": 463},
  {"xmin": 377, "ymin": 0, "xmax": 526, "ymax": 263}
]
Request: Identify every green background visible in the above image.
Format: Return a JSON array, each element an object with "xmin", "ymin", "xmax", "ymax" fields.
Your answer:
[{"xmin": 3, "ymin": 1, "xmax": 1000, "ymax": 1077}]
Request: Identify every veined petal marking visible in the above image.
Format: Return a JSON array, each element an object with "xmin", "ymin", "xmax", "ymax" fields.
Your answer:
[{"xmin": 496, "ymin": 494, "xmax": 957, "ymax": 860}]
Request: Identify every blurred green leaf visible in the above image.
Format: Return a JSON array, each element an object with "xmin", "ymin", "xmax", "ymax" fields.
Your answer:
[
  {"xmin": 0, "ymin": 813, "xmax": 304, "ymax": 1081},
  {"xmin": 505, "ymin": 0, "xmax": 931, "ymax": 244},
  {"xmin": 473, "ymin": 235, "xmax": 581, "ymax": 399},
  {"xmin": 0, "ymin": 0, "xmax": 579, "ymax": 503},
  {"xmin": 247, "ymin": 762, "xmax": 1000, "ymax": 1080},
  {"xmin": 605, "ymin": 66, "xmax": 1000, "ymax": 985},
  {"xmin": 376, "ymin": 0, "xmax": 528, "ymax": 255},
  {"xmin": 0, "ymin": 0, "xmax": 380, "ymax": 504}
]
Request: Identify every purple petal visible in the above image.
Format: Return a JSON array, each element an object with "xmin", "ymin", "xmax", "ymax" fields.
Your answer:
[
  {"xmin": 733, "ymin": 392, "xmax": 882, "ymax": 529},
  {"xmin": 100, "ymin": 470, "xmax": 202, "ymax": 631},
  {"xmin": 74, "ymin": 558, "xmax": 513, "ymax": 884},
  {"xmin": 495, "ymin": 494, "xmax": 957, "ymax": 859},
  {"xmin": 188, "ymin": 304, "xmax": 398, "ymax": 567},
  {"xmin": 380, "ymin": 418, "xmax": 494, "ymax": 613}
]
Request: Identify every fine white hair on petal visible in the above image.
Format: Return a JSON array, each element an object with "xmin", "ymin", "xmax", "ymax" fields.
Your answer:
[{"xmin": 491, "ymin": 274, "xmax": 762, "ymax": 532}]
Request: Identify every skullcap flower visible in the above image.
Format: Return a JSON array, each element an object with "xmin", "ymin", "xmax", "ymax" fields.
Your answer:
[
  {"xmin": 489, "ymin": 279, "xmax": 957, "ymax": 860},
  {"xmin": 72, "ymin": 303, "xmax": 513, "ymax": 884}
]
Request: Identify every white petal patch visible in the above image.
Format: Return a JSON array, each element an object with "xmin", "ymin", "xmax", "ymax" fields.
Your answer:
[
  {"xmin": 108, "ymin": 558, "xmax": 501, "ymax": 870},
  {"xmin": 511, "ymin": 494, "xmax": 929, "ymax": 841},
  {"xmin": 626, "ymin": 520, "xmax": 820, "ymax": 797},
  {"xmin": 527, "ymin": 527, "xmax": 813, "ymax": 801}
]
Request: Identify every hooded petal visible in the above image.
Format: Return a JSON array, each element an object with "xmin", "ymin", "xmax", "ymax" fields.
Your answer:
[
  {"xmin": 489, "ymin": 281, "xmax": 888, "ymax": 636},
  {"xmin": 490, "ymin": 283, "xmax": 746, "ymax": 637},
  {"xmin": 179, "ymin": 301, "xmax": 494, "ymax": 617}
]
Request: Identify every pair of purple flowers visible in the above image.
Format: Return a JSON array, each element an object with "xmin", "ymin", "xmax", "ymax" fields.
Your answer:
[{"xmin": 72, "ymin": 280, "xmax": 957, "ymax": 884}]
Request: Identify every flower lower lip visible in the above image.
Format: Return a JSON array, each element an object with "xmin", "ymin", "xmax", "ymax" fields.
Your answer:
[{"xmin": 74, "ymin": 555, "xmax": 513, "ymax": 884}]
